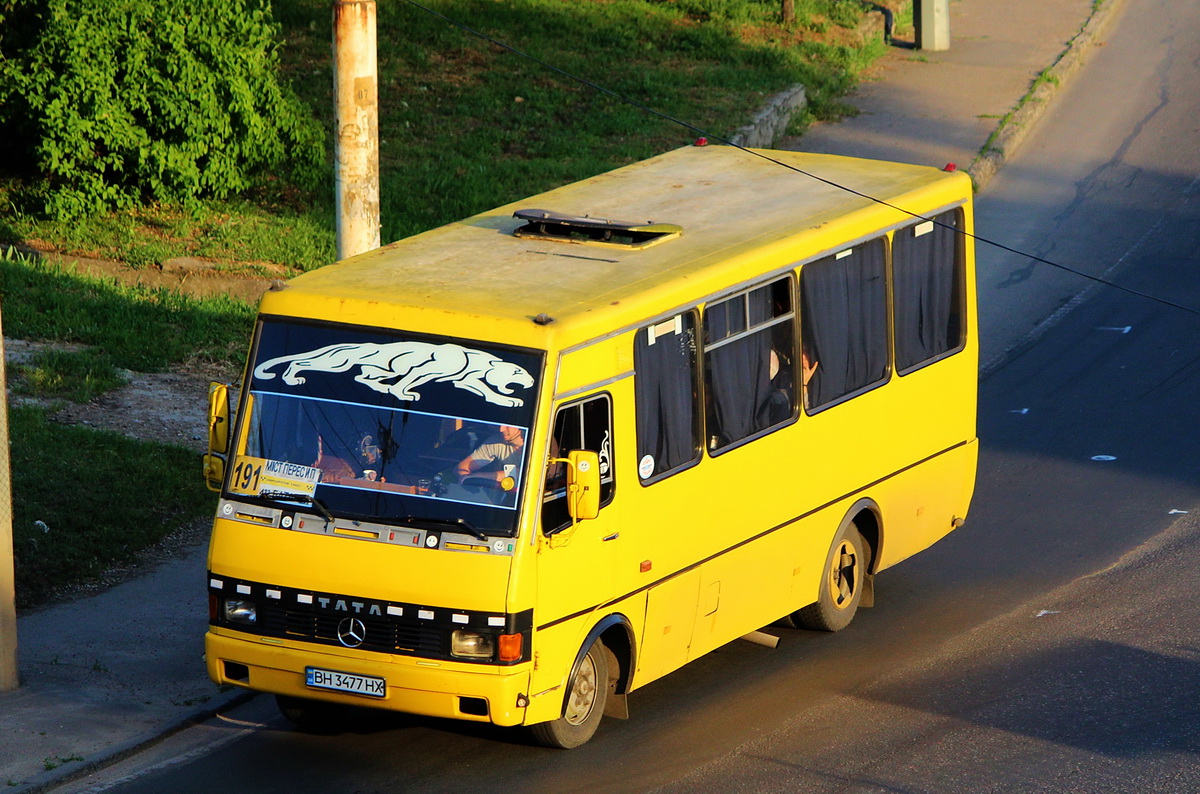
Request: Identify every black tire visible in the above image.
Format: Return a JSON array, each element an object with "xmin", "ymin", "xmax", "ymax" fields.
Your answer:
[
  {"xmin": 529, "ymin": 640, "xmax": 609, "ymax": 749},
  {"xmin": 795, "ymin": 522, "xmax": 866, "ymax": 632},
  {"xmin": 275, "ymin": 695, "xmax": 351, "ymax": 733}
]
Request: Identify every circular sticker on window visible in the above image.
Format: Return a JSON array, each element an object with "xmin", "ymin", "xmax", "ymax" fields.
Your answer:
[{"xmin": 639, "ymin": 455, "xmax": 655, "ymax": 479}]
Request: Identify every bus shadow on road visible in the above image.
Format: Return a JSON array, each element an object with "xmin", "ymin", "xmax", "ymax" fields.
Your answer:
[{"xmin": 867, "ymin": 638, "xmax": 1200, "ymax": 756}]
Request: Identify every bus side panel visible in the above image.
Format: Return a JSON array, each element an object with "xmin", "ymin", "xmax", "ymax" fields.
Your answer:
[
  {"xmin": 795, "ymin": 351, "xmax": 977, "ymax": 569},
  {"xmin": 618, "ymin": 347, "xmax": 976, "ymax": 676},
  {"xmin": 870, "ymin": 439, "xmax": 978, "ymax": 571},
  {"xmin": 637, "ymin": 570, "xmax": 700, "ymax": 684},
  {"xmin": 554, "ymin": 338, "xmax": 634, "ymax": 398},
  {"xmin": 524, "ymin": 618, "xmax": 591, "ymax": 725},
  {"xmin": 868, "ymin": 301, "xmax": 978, "ymax": 567},
  {"xmin": 609, "ymin": 411, "xmax": 834, "ymax": 685},
  {"xmin": 687, "ymin": 520, "xmax": 807, "ymax": 664},
  {"xmin": 522, "ymin": 591, "xmax": 646, "ymax": 725}
]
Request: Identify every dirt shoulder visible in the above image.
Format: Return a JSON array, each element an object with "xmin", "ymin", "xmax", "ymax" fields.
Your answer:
[
  {"xmin": 6, "ymin": 338, "xmax": 227, "ymax": 453},
  {"xmin": 2, "ymin": 244, "xmax": 272, "ymax": 611},
  {"xmin": 5, "ymin": 338, "xmax": 238, "ymax": 609}
]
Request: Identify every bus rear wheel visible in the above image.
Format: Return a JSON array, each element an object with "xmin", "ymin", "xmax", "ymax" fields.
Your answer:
[
  {"xmin": 795, "ymin": 522, "xmax": 865, "ymax": 632},
  {"xmin": 530, "ymin": 639, "xmax": 609, "ymax": 749}
]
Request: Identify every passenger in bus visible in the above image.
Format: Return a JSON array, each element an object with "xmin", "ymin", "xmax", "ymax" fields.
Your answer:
[
  {"xmin": 455, "ymin": 424, "xmax": 525, "ymax": 487},
  {"xmin": 313, "ymin": 433, "xmax": 382, "ymax": 482},
  {"xmin": 358, "ymin": 434, "xmax": 382, "ymax": 481},
  {"xmin": 801, "ymin": 348, "xmax": 819, "ymax": 409},
  {"xmin": 543, "ymin": 435, "xmax": 566, "ymax": 494},
  {"xmin": 761, "ymin": 347, "xmax": 795, "ymax": 425}
]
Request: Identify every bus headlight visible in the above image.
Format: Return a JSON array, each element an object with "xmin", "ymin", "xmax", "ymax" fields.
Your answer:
[
  {"xmin": 223, "ymin": 599, "xmax": 257, "ymax": 625},
  {"xmin": 451, "ymin": 630, "xmax": 495, "ymax": 659}
]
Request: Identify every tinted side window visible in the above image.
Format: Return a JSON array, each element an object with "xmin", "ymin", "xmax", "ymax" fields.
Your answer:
[
  {"xmin": 800, "ymin": 238, "xmax": 889, "ymax": 411},
  {"xmin": 703, "ymin": 277, "xmax": 796, "ymax": 452},
  {"xmin": 542, "ymin": 394, "xmax": 614, "ymax": 532},
  {"xmin": 893, "ymin": 209, "xmax": 966, "ymax": 373},
  {"xmin": 635, "ymin": 312, "xmax": 701, "ymax": 483}
]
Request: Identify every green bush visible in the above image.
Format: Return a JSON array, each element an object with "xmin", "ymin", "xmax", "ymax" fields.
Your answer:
[{"xmin": 0, "ymin": 0, "xmax": 326, "ymax": 219}]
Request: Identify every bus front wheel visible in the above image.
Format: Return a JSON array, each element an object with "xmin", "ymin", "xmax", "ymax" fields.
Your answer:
[
  {"xmin": 795, "ymin": 522, "xmax": 865, "ymax": 632},
  {"xmin": 530, "ymin": 639, "xmax": 609, "ymax": 749},
  {"xmin": 276, "ymin": 694, "xmax": 352, "ymax": 733}
]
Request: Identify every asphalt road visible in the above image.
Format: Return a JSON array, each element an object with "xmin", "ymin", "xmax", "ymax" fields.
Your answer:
[{"xmin": 59, "ymin": 0, "xmax": 1200, "ymax": 790}]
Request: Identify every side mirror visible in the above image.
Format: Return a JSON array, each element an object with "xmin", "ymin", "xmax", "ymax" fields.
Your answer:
[
  {"xmin": 202, "ymin": 453, "xmax": 227, "ymax": 493},
  {"xmin": 563, "ymin": 450, "xmax": 601, "ymax": 521},
  {"xmin": 208, "ymin": 382, "xmax": 231, "ymax": 455}
]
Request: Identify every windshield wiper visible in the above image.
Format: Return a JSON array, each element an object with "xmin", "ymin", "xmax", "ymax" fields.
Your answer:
[
  {"xmin": 394, "ymin": 516, "xmax": 491, "ymax": 542},
  {"xmin": 256, "ymin": 493, "xmax": 494, "ymax": 542},
  {"xmin": 259, "ymin": 491, "xmax": 335, "ymax": 527}
]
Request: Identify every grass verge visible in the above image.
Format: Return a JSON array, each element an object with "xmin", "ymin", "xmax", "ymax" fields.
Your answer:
[
  {"xmin": 10, "ymin": 349, "xmax": 127, "ymax": 403},
  {"xmin": 0, "ymin": 249, "xmax": 256, "ymax": 372},
  {"xmin": 1, "ymin": 0, "xmax": 888, "ymax": 273},
  {"xmin": 0, "ymin": 0, "xmax": 892, "ymax": 606},
  {"xmin": 9, "ymin": 405, "xmax": 216, "ymax": 608},
  {"xmin": 2, "ymin": 246, "xmax": 255, "ymax": 608}
]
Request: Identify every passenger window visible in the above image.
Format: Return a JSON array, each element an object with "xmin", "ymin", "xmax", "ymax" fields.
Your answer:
[
  {"xmin": 703, "ymin": 277, "xmax": 796, "ymax": 452},
  {"xmin": 542, "ymin": 394, "xmax": 615, "ymax": 532},
  {"xmin": 800, "ymin": 238, "xmax": 889, "ymax": 411},
  {"xmin": 634, "ymin": 312, "xmax": 701, "ymax": 483},
  {"xmin": 893, "ymin": 209, "xmax": 966, "ymax": 373}
]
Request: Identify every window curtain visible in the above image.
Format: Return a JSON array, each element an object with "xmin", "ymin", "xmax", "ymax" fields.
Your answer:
[
  {"xmin": 634, "ymin": 315, "xmax": 699, "ymax": 477},
  {"xmin": 705, "ymin": 291, "xmax": 773, "ymax": 448},
  {"xmin": 800, "ymin": 239, "xmax": 888, "ymax": 409},
  {"xmin": 894, "ymin": 210, "xmax": 963, "ymax": 372}
]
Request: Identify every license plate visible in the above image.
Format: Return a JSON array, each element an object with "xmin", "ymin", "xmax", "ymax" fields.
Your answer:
[{"xmin": 305, "ymin": 667, "xmax": 386, "ymax": 698}]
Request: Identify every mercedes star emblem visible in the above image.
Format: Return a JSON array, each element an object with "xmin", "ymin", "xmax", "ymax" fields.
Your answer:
[{"xmin": 337, "ymin": 617, "xmax": 367, "ymax": 648}]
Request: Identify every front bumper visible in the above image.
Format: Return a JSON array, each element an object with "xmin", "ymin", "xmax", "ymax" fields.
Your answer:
[{"xmin": 206, "ymin": 629, "xmax": 531, "ymax": 727}]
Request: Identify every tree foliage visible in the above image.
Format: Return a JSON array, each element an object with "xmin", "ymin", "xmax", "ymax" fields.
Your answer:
[{"xmin": 0, "ymin": 0, "xmax": 326, "ymax": 219}]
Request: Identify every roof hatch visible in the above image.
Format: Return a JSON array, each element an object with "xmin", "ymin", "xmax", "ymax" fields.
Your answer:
[{"xmin": 512, "ymin": 208, "xmax": 682, "ymax": 249}]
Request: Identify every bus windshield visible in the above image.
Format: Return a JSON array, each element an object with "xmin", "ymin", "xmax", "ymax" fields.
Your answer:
[{"xmin": 228, "ymin": 319, "xmax": 543, "ymax": 536}]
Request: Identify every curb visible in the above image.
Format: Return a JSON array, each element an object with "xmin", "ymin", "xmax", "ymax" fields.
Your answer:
[
  {"xmin": 11, "ymin": 690, "xmax": 257, "ymax": 794},
  {"xmin": 967, "ymin": 0, "xmax": 1132, "ymax": 191},
  {"xmin": 727, "ymin": 84, "xmax": 808, "ymax": 148}
]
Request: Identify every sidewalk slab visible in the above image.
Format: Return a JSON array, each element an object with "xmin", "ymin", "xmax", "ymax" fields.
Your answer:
[
  {"xmin": 0, "ymin": 543, "xmax": 246, "ymax": 792},
  {"xmin": 783, "ymin": 0, "xmax": 1100, "ymax": 173}
]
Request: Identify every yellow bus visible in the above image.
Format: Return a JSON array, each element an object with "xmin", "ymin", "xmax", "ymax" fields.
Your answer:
[{"xmin": 203, "ymin": 144, "xmax": 977, "ymax": 748}]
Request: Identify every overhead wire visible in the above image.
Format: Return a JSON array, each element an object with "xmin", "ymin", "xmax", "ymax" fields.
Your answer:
[{"xmin": 402, "ymin": 0, "xmax": 1200, "ymax": 319}]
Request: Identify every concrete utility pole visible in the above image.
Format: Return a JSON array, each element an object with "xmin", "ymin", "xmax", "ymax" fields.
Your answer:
[
  {"xmin": 333, "ymin": 0, "xmax": 381, "ymax": 260},
  {"xmin": 0, "ymin": 308, "xmax": 18, "ymax": 693},
  {"xmin": 915, "ymin": 0, "xmax": 951, "ymax": 51}
]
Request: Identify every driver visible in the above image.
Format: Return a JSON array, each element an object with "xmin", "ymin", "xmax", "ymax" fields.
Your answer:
[{"xmin": 455, "ymin": 425, "xmax": 524, "ymax": 485}]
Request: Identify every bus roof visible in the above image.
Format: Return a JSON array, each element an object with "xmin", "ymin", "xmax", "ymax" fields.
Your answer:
[{"xmin": 262, "ymin": 145, "xmax": 971, "ymax": 348}]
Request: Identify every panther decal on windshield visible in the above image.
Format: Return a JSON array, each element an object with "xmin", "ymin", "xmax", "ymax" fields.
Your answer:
[{"xmin": 254, "ymin": 341, "xmax": 535, "ymax": 407}]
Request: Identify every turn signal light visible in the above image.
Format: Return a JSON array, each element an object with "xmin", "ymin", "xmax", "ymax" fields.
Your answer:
[{"xmin": 498, "ymin": 633, "xmax": 523, "ymax": 662}]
